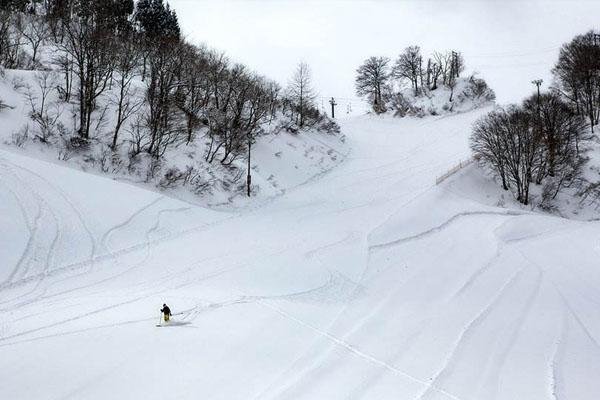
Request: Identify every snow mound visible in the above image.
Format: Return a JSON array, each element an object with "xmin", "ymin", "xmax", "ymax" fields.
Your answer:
[
  {"xmin": 444, "ymin": 158, "xmax": 600, "ymax": 221},
  {"xmin": 391, "ymin": 75, "xmax": 495, "ymax": 118}
]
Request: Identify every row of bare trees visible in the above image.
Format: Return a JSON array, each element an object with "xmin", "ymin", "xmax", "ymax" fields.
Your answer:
[
  {"xmin": 1, "ymin": 4, "xmax": 49, "ymax": 69},
  {"xmin": 1, "ymin": 1, "xmax": 329, "ymax": 197},
  {"xmin": 472, "ymin": 30, "xmax": 600, "ymax": 206},
  {"xmin": 553, "ymin": 30, "xmax": 600, "ymax": 134},
  {"xmin": 471, "ymin": 93, "xmax": 588, "ymax": 205},
  {"xmin": 355, "ymin": 47, "xmax": 465, "ymax": 113}
]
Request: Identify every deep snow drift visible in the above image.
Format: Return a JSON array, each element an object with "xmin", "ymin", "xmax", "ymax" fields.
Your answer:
[{"xmin": 1, "ymin": 108, "xmax": 600, "ymax": 400}]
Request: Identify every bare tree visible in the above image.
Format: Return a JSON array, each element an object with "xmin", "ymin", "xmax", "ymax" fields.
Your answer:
[
  {"xmin": 471, "ymin": 109, "xmax": 510, "ymax": 191},
  {"xmin": 355, "ymin": 56, "xmax": 390, "ymax": 113},
  {"xmin": 243, "ymin": 76, "xmax": 273, "ymax": 195},
  {"xmin": 472, "ymin": 95, "xmax": 589, "ymax": 205},
  {"xmin": 471, "ymin": 106, "xmax": 538, "ymax": 204},
  {"xmin": 0, "ymin": 11, "xmax": 24, "ymax": 68},
  {"xmin": 447, "ymin": 69, "xmax": 457, "ymax": 102},
  {"xmin": 54, "ymin": 52, "xmax": 74, "ymax": 101},
  {"xmin": 433, "ymin": 51, "xmax": 452, "ymax": 86},
  {"xmin": 523, "ymin": 92, "xmax": 589, "ymax": 189},
  {"xmin": 175, "ymin": 43, "xmax": 211, "ymax": 144},
  {"xmin": 204, "ymin": 60, "xmax": 244, "ymax": 163},
  {"xmin": 110, "ymin": 36, "xmax": 142, "ymax": 149},
  {"xmin": 205, "ymin": 50, "xmax": 229, "ymax": 111},
  {"xmin": 552, "ymin": 30, "xmax": 600, "ymax": 133},
  {"xmin": 265, "ymin": 79, "xmax": 281, "ymax": 124},
  {"xmin": 26, "ymin": 71, "xmax": 62, "ymax": 142},
  {"xmin": 18, "ymin": 13, "xmax": 48, "ymax": 68},
  {"xmin": 393, "ymin": 46, "xmax": 422, "ymax": 95},
  {"xmin": 446, "ymin": 51, "xmax": 465, "ymax": 102},
  {"xmin": 144, "ymin": 40, "xmax": 186, "ymax": 158},
  {"xmin": 287, "ymin": 61, "xmax": 316, "ymax": 127},
  {"xmin": 428, "ymin": 58, "xmax": 442, "ymax": 90},
  {"xmin": 58, "ymin": 16, "xmax": 115, "ymax": 138},
  {"xmin": 453, "ymin": 51, "xmax": 465, "ymax": 78},
  {"xmin": 0, "ymin": 11, "xmax": 12, "ymax": 66}
]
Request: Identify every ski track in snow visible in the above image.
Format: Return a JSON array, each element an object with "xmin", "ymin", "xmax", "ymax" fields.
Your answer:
[
  {"xmin": 550, "ymin": 309, "xmax": 569, "ymax": 400},
  {"xmin": 414, "ymin": 267, "xmax": 525, "ymax": 400},
  {"xmin": 477, "ymin": 269, "xmax": 543, "ymax": 400},
  {"xmin": 255, "ymin": 299, "xmax": 465, "ymax": 400},
  {"xmin": 0, "ymin": 176, "xmax": 41, "ymax": 284},
  {"xmin": 0, "ymin": 159, "xmax": 96, "ymax": 298},
  {"xmin": 557, "ymin": 290, "xmax": 600, "ymax": 353},
  {"xmin": 0, "ymin": 239, "xmax": 299, "ymax": 344},
  {"xmin": 100, "ymin": 196, "xmax": 164, "ymax": 250},
  {"xmin": 521, "ymin": 250, "xmax": 600, "ymax": 354},
  {"xmin": 251, "ymin": 211, "xmax": 511, "ymax": 400},
  {"xmin": 0, "ymin": 165, "xmax": 62, "ymax": 307},
  {"xmin": 248, "ymin": 131, "xmax": 532, "ymax": 399},
  {"xmin": 0, "ymin": 293, "xmax": 152, "ymax": 342},
  {"xmin": 0, "ymin": 199, "xmax": 235, "ymax": 295},
  {"xmin": 369, "ymin": 210, "xmax": 524, "ymax": 252},
  {"xmin": 2, "ymin": 109, "xmax": 599, "ymax": 400},
  {"xmin": 4, "ymin": 158, "xmax": 97, "ymax": 254},
  {"xmin": 446, "ymin": 216, "xmax": 525, "ymax": 303},
  {"xmin": 2, "ymin": 203, "xmax": 197, "ymax": 324},
  {"xmin": 279, "ymin": 164, "xmax": 469, "ymax": 377}
]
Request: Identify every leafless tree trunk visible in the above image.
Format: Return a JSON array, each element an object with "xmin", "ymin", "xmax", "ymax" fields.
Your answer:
[
  {"xmin": 287, "ymin": 62, "xmax": 316, "ymax": 127},
  {"xmin": 355, "ymin": 56, "xmax": 390, "ymax": 113},
  {"xmin": 19, "ymin": 14, "xmax": 48, "ymax": 68}
]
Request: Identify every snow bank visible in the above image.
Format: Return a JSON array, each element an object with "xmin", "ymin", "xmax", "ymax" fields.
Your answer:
[{"xmin": 391, "ymin": 75, "xmax": 495, "ymax": 118}]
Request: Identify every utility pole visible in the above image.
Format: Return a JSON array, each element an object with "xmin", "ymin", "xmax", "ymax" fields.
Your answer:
[
  {"xmin": 246, "ymin": 134, "xmax": 252, "ymax": 197},
  {"xmin": 329, "ymin": 97, "xmax": 337, "ymax": 118},
  {"xmin": 531, "ymin": 79, "xmax": 544, "ymax": 159},
  {"xmin": 451, "ymin": 51, "xmax": 458, "ymax": 78},
  {"xmin": 451, "ymin": 51, "xmax": 455, "ymax": 78},
  {"xmin": 532, "ymin": 79, "xmax": 543, "ymax": 101},
  {"xmin": 426, "ymin": 58, "xmax": 431, "ymax": 88}
]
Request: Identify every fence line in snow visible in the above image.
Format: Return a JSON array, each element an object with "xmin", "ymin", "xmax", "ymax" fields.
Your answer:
[{"xmin": 435, "ymin": 157, "xmax": 474, "ymax": 185}]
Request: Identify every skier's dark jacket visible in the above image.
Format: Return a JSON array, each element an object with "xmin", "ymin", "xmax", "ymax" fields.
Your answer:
[{"xmin": 161, "ymin": 305, "xmax": 171, "ymax": 316}]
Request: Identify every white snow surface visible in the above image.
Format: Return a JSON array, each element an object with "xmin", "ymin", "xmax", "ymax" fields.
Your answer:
[{"xmin": 2, "ymin": 107, "xmax": 600, "ymax": 400}]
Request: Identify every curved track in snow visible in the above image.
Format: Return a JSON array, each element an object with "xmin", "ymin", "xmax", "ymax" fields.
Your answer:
[{"xmin": 1, "ymin": 109, "xmax": 600, "ymax": 400}]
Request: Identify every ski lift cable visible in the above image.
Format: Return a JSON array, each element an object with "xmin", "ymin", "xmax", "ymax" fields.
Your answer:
[{"xmin": 466, "ymin": 46, "xmax": 561, "ymax": 59}]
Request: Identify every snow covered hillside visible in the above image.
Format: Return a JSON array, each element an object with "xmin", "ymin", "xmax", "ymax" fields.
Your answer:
[
  {"xmin": 391, "ymin": 75, "xmax": 496, "ymax": 118},
  {"xmin": 0, "ymin": 69, "xmax": 347, "ymax": 208},
  {"xmin": 2, "ymin": 106, "xmax": 600, "ymax": 400}
]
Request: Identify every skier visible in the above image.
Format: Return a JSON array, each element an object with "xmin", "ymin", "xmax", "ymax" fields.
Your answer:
[{"xmin": 161, "ymin": 303, "xmax": 171, "ymax": 323}]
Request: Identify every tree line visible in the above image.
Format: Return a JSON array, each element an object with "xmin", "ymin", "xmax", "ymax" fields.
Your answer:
[
  {"xmin": 471, "ymin": 30, "xmax": 600, "ymax": 206},
  {"xmin": 0, "ymin": 0, "xmax": 328, "ymax": 196},
  {"xmin": 354, "ymin": 46, "xmax": 493, "ymax": 114}
]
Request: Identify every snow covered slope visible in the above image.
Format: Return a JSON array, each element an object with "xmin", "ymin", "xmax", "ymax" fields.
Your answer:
[
  {"xmin": 0, "ymin": 69, "xmax": 347, "ymax": 208},
  {"xmin": 2, "ymin": 107, "xmax": 600, "ymax": 400}
]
